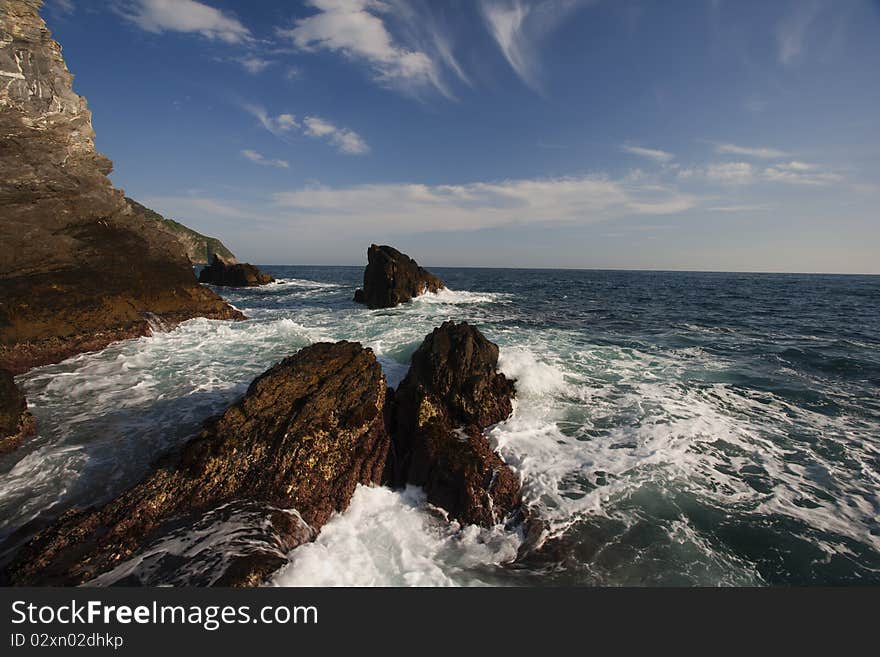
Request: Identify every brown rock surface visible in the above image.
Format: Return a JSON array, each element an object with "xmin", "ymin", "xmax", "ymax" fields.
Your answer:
[
  {"xmin": 353, "ymin": 244, "xmax": 445, "ymax": 309},
  {"xmin": 198, "ymin": 254, "xmax": 274, "ymax": 287},
  {"xmin": 4, "ymin": 341, "xmax": 391, "ymax": 586},
  {"xmin": 0, "ymin": 0, "xmax": 242, "ymax": 374},
  {"xmin": 0, "ymin": 368, "xmax": 36, "ymax": 454},
  {"xmin": 393, "ymin": 321, "xmax": 520, "ymax": 526}
]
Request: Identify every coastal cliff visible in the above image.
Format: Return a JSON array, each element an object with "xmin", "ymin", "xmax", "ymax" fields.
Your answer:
[
  {"xmin": 125, "ymin": 198, "xmax": 236, "ymax": 266},
  {"xmin": 0, "ymin": 0, "xmax": 242, "ymax": 374}
]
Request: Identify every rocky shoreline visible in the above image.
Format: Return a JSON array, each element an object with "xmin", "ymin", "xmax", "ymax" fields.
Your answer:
[
  {"xmin": 0, "ymin": 1, "xmax": 530, "ymax": 587},
  {"xmin": 4, "ymin": 322, "xmax": 521, "ymax": 586}
]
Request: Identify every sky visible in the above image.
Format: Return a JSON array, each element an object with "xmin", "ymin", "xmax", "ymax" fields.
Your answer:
[{"xmin": 42, "ymin": 0, "xmax": 880, "ymax": 272}]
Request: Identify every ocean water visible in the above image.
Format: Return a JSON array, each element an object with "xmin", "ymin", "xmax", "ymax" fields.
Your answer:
[{"xmin": 1, "ymin": 267, "xmax": 879, "ymax": 586}]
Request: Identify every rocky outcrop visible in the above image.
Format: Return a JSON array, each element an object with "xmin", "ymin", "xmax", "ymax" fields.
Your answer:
[
  {"xmin": 198, "ymin": 255, "xmax": 274, "ymax": 287},
  {"xmin": 4, "ymin": 341, "xmax": 391, "ymax": 586},
  {"xmin": 353, "ymin": 244, "xmax": 445, "ymax": 309},
  {"xmin": 125, "ymin": 198, "xmax": 236, "ymax": 266},
  {"xmin": 393, "ymin": 322, "xmax": 520, "ymax": 526},
  {"xmin": 0, "ymin": 1, "xmax": 243, "ymax": 375},
  {"xmin": 0, "ymin": 368, "xmax": 36, "ymax": 454}
]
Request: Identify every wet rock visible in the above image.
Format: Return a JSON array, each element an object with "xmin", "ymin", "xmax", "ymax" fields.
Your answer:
[
  {"xmin": 198, "ymin": 255, "xmax": 274, "ymax": 287},
  {"xmin": 353, "ymin": 244, "xmax": 444, "ymax": 309},
  {"xmin": 5, "ymin": 341, "xmax": 391, "ymax": 586},
  {"xmin": 393, "ymin": 321, "xmax": 520, "ymax": 526},
  {"xmin": 0, "ymin": 368, "xmax": 36, "ymax": 454},
  {"xmin": 0, "ymin": 1, "xmax": 242, "ymax": 374}
]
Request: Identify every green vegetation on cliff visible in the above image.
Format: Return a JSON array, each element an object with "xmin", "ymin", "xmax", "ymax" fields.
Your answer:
[{"xmin": 125, "ymin": 198, "xmax": 236, "ymax": 266}]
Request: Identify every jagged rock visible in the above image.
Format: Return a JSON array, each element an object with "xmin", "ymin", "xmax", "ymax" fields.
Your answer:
[
  {"xmin": 0, "ymin": 1, "xmax": 242, "ymax": 374},
  {"xmin": 198, "ymin": 255, "xmax": 274, "ymax": 287},
  {"xmin": 0, "ymin": 368, "xmax": 36, "ymax": 454},
  {"xmin": 5, "ymin": 342, "xmax": 391, "ymax": 586},
  {"xmin": 125, "ymin": 198, "xmax": 236, "ymax": 266},
  {"xmin": 353, "ymin": 244, "xmax": 445, "ymax": 309},
  {"xmin": 393, "ymin": 321, "xmax": 520, "ymax": 526}
]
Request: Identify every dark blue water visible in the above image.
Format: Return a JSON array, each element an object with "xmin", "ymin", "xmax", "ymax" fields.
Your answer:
[{"xmin": 5, "ymin": 268, "xmax": 879, "ymax": 585}]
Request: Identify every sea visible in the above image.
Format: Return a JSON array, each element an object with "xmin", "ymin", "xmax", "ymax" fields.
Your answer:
[{"xmin": 1, "ymin": 267, "xmax": 878, "ymax": 586}]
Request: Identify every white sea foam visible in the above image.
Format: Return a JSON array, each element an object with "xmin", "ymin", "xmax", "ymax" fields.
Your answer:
[
  {"xmin": 3, "ymin": 273, "xmax": 878, "ymax": 585},
  {"xmin": 271, "ymin": 486, "xmax": 520, "ymax": 587}
]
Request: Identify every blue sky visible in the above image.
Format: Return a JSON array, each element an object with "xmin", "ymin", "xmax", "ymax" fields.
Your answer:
[{"xmin": 43, "ymin": 0, "xmax": 880, "ymax": 272}]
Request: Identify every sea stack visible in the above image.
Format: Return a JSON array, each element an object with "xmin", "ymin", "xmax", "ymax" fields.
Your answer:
[
  {"xmin": 0, "ymin": 0, "xmax": 243, "ymax": 374},
  {"xmin": 5, "ymin": 342, "xmax": 391, "ymax": 586},
  {"xmin": 392, "ymin": 321, "xmax": 521, "ymax": 527},
  {"xmin": 198, "ymin": 254, "xmax": 274, "ymax": 287},
  {"xmin": 353, "ymin": 244, "xmax": 445, "ymax": 309},
  {"xmin": 0, "ymin": 369, "xmax": 36, "ymax": 455}
]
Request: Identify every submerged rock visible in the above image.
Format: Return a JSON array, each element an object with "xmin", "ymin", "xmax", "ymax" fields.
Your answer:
[
  {"xmin": 393, "ymin": 321, "xmax": 520, "ymax": 526},
  {"xmin": 0, "ymin": 1, "xmax": 242, "ymax": 374},
  {"xmin": 0, "ymin": 369, "xmax": 36, "ymax": 455},
  {"xmin": 5, "ymin": 342, "xmax": 390, "ymax": 586},
  {"xmin": 198, "ymin": 255, "xmax": 274, "ymax": 287},
  {"xmin": 353, "ymin": 244, "xmax": 445, "ymax": 309}
]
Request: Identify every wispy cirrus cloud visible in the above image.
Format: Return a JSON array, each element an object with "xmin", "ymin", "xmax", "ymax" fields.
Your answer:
[
  {"xmin": 114, "ymin": 0, "xmax": 252, "ymax": 44},
  {"xmin": 241, "ymin": 149, "xmax": 289, "ymax": 169},
  {"xmin": 479, "ymin": 0, "xmax": 594, "ymax": 91},
  {"xmin": 715, "ymin": 143, "xmax": 790, "ymax": 159},
  {"xmin": 303, "ymin": 116, "xmax": 370, "ymax": 155},
  {"xmin": 680, "ymin": 160, "xmax": 841, "ymax": 187},
  {"xmin": 244, "ymin": 105, "xmax": 368, "ymax": 155},
  {"xmin": 763, "ymin": 162, "xmax": 842, "ymax": 186},
  {"xmin": 622, "ymin": 145, "xmax": 675, "ymax": 164},
  {"xmin": 277, "ymin": 0, "xmax": 451, "ymax": 96},
  {"xmin": 777, "ymin": 0, "xmax": 823, "ymax": 66},
  {"xmin": 271, "ymin": 174, "xmax": 698, "ymax": 234},
  {"xmin": 244, "ymin": 105, "xmax": 299, "ymax": 137},
  {"xmin": 47, "ymin": 0, "xmax": 75, "ymax": 14},
  {"xmin": 238, "ymin": 56, "xmax": 272, "ymax": 74}
]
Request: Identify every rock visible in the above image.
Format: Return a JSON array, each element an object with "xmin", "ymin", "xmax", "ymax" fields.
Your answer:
[
  {"xmin": 353, "ymin": 244, "xmax": 444, "ymax": 309},
  {"xmin": 125, "ymin": 198, "xmax": 236, "ymax": 266},
  {"xmin": 5, "ymin": 341, "xmax": 391, "ymax": 586},
  {"xmin": 0, "ymin": 368, "xmax": 36, "ymax": 454},
  {"xmin": 393, "ymin": 321, "xmax": 520, "ymax": 526},
  {"xmin": 198, "ymin": 255, "xmax": 274, "ymax": 287},
  {"xmin": 0, "ymin": 1, "xmax": 243, "ymax": 375}
]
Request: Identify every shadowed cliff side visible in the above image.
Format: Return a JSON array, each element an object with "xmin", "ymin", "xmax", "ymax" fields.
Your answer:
[
  {"xmin": 0, "ymin": 0, "xmax": 242, "ymax": 374},
  {"xmin": 125, "ymin": 198, "xmax": 236, "ymax": 266}
]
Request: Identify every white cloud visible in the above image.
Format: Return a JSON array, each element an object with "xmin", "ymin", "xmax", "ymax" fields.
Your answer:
[
  {"xmin": 680, "ymin": 160, "xmax": 841, "ymax": 187},
  {"xmin": 777, "ymin": 0, "xmax": 823, "ymax": 66},
  {"xmin": 49, "ymin": 0, "xmax": 75, "ymax": 14},
  {"xmin": 303, "ymin": 116, "xmax": 369, "ymax": 154},
  {"xmin": 278, "ymin": 0, "xmax": 444, "ymax": 94},
  {"xmin": 678, "ymin": 162, "xmax": 754, "ymax": 184},
  {"xmin": 238, "ymin": 57, "xmax": 272, "ymax": 74},
  {"xmin": 622, "ymin": 145, "xmax": 675, "ymax": 163},
  {"xmin": 244, "ymin": 106, "xmax": 368, "ymax": 155},
  {"xmin": 715, "ymin": 143, "xmax": 790, "ymax": 159},
  {"xmin": 480, "ymin": 0, "xmax": 593, "ymax": 91},
  {"xmin": 271, "ymin": 174, "xmax": 698, "ymax": 234},
  {"xmin": 763, "ymin": 166, "xmax": 841, "ymax": 186},
  {"xmin": 116, "ymin": 0, "xmax": 252, "ymax": 43},
  {"xmin": 241, "ymin": 149, "xmax": 289, "ymax": 169},
  {"xmin": 244, "ymin": 105, "xmax": 299, "ymax": 137}
]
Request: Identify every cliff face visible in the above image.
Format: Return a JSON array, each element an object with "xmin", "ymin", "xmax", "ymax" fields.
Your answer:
[
  {"xmin": 0, "ymin": 1, "xmax": 243, "ymax": 374},
  {"xmin": 125, "ymin": 198, "xmax": 236, "ymax": 266}
]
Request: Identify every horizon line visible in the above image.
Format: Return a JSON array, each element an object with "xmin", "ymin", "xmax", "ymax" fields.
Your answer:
[{"xmin": 241, "ymin": 263, "xmax": 880, "ymax": 277}]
